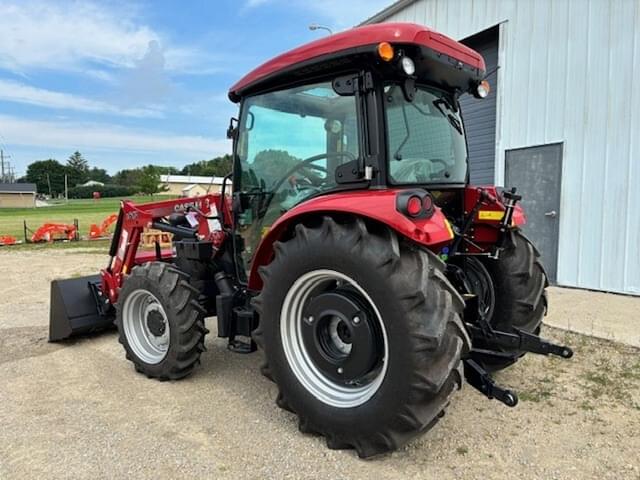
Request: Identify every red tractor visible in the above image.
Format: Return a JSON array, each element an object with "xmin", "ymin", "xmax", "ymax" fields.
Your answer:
[{"xmin": 50, "ymin": 23, "xmax": 572, "ymax": 457}]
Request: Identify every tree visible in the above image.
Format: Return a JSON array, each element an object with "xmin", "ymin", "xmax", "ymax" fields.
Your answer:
[
  {"xmin": 87, "ymin": 167, "xmax": 111, "ymax": 184},
  {"xmin": 180, "ymin": 154, "xmax": 233, "ymax": 177},
  {"xmin": 138, "ymin": 166, "xmax": 168, "ymax": 196},
  {"xmin": 252, "ymin": 149, "xmax": 300, "ymax": 187},
  {"xmin": 113, "ymin": 165, "xmax": 178, "ymax": 187},
  {"xmin": 66, "ymin": 151, "xmax": 89, "ymax": 186},
  {"xmin": 25, "ymin": 159, "xmax": 67, "ymax": 196}
]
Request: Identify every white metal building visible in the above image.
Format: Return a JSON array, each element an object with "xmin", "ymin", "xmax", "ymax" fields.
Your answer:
[
  {"xmin": 364, "ymin": 0, "xmax": 640, "ymax": 295},
  {"xmin": 159, "ymin": 175, "xmax": 224, "ymax": 197}
]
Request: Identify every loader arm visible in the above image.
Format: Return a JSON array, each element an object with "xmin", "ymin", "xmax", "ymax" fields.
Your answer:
[
  {"xmin": 102, "ymin": 194, "xmax": 231, "ymax": 305},
  {"xmin": 49, "ymin": 193, "xmax": 231, "ymax": 342}
]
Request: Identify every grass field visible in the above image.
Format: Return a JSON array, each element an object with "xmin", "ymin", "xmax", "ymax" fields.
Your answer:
[{"xmin": 0, "ymin": 195, "xmax": 175, "ymax": 242}]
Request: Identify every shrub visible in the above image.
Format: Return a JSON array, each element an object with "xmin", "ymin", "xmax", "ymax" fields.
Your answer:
[{"xmin": 67, "ymin": 184, "xmax": 139, "ymax": 199}]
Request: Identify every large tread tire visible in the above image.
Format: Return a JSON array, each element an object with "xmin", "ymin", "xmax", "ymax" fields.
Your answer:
[
  {"xmin": 252, "ymin": 216, "xmax": 470, "ymax": 458},
  {"xmin": 479, "ymin": 229, "xmax": 548, "ymax": 371},
  {"xmin": 116, "ymin": 262, "xmax": 209, "ymax": 381}
]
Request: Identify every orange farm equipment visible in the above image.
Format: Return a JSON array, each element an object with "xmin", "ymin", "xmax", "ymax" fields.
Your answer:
[
  {"xmin": 0, "ymin": 235, "xmax": 17, "ymax": 246},
  {"xmin": 89, "ymin": 214, "xmax": 118, "ymax": 239},
  {"xmin": 29, "ymin": 221, "xmax": 78, "ymax": 243}
]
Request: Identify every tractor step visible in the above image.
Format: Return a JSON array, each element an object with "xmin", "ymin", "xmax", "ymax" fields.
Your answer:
[{"xmin": 227, "ymin": 338, "xmax": 257, "ymax": 354}]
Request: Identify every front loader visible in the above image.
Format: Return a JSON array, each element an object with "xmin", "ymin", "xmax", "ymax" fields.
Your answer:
[{"xmin": 49, "ymin": 22, "xmax": 572, "ymax": 457}]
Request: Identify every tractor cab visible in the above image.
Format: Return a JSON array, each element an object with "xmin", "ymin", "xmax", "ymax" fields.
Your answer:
[{"xmin": 228, "ymin": 23, "xmax": 488, "ymax": 268}]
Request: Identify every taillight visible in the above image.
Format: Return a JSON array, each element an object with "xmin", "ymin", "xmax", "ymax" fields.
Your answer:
[
  {"xmin": 406, "ymin": 196, "xmax": 422, "ymax": 216},
  {"xmin": 422, "ymin": 195, "xmax": 433, "ymax": 211},
  {"xmin": 396, "ymin": 190, "xmax": 435, "ymax": 219}
]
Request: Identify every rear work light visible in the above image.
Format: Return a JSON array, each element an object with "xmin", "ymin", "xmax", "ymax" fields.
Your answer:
[
  {"xmin": 474, "ymin": 79, "xmax": 491, "ymax": 99},
  {"xmin": 400, "ymin": 56, "xmax": 415, "ymax": 75},
  {"xmin": 396, "ymin": 190, "xmax": 436, "ymax": 219}
]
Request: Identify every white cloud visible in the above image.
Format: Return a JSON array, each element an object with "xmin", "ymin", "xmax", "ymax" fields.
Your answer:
[
  {"xmin": 0, "ymin": 114, "xmax": 229, "ymax": 158},
  {"xmin": 0, "ymin": 1, "xmax": 211, "ymax": 74},
  {"xmin": 0, "ymin": 79, "xmax": 163, "ymax": 117}
]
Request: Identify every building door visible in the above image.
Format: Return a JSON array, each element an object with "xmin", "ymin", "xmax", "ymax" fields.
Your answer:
[
  {"xmin": 505, "ymin": 143, "xmax": 563, "ymax": 283},
  {"xmin": 460, "ymin": 26, "xmax": 499, "ymax": 184}
]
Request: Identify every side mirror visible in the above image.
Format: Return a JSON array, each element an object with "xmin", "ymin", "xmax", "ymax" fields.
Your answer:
[{"xmin": 226, "ymin": 117, "xmax": 238, "ymax": 139}]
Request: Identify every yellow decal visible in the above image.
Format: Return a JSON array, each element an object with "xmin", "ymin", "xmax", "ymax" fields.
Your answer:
[
  {"xmin": 478, "ymin": 210, "xmax": 505, "ymax": 221},
  {"xmin": 261, "ymin": 226, "xmax": 270, "ymax": 238},
  {"xmin": 444, "ymin": 218, "xmax": 454, "ymax": 239}
]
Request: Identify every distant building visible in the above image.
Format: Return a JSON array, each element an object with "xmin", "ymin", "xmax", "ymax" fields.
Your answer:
[
  {"xmin": 79, "ymin": 180, "xmax": 105, "ymax": 187},
  {"xmin": 0, "ymin": 183, "xmax": 37, "ymax": 208},
  {"xmin": 159, "ymin": 175, "xmax": 225, "ymax": 197}
]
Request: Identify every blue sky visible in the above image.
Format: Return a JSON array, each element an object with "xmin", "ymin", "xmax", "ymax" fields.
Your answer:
[{"xmin": 0, "ymin": 0, "xmax": 390, "ymax": 176}]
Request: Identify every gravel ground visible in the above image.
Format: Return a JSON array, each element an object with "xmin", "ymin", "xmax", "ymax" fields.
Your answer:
[{"xmin": 0, "ymin": 248, "xmax": 639, "ymax": 480}]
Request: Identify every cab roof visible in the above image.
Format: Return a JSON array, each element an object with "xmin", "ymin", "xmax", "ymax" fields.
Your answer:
[{"xmin": 229, "ymin": 22, "xmax": 485, "ymax": 102}]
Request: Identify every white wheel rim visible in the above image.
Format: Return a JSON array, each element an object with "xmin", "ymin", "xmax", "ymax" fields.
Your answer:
[
  {"xmin": 122, "ymin": 289, "xmax": 170, "ymax": 364},
  {"xmin": 280, "ymin": 269, "xmax": 388, "ymax": 408}
]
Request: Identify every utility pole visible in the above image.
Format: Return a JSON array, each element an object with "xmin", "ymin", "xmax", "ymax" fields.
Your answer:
[
  {"xmin": 0, "ymin": 149, "xmax": 9, "ymax": 182},
  {"xmin": 65, "ymin": 174, "xmax": 68, "ymax": 202},
  {"xmin": 46, "ymin": 173, "xmax": 52, "ymax": 198}
]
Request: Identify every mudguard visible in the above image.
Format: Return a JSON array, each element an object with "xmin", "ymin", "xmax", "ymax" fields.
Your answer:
[
  {"xmin": 49, "ymin": 275, "xmax": 114, "ymax": 341},
  {"xmin": 247, "ymin": 189, "xmax": 454, "ymax": 290}
]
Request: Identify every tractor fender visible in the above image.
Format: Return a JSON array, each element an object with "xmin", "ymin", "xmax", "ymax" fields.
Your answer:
[{"xmin": 247, "ymin": 189, "xmax": 454, "ymax": 290}]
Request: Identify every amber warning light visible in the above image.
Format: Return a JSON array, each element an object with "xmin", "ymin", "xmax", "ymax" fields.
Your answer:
[{"xmin": 377, "ymin": 42, "xmax": 395, "ymax": 62}]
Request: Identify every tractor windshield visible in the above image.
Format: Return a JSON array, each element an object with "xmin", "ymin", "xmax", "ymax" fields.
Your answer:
[
  {"xmin": 385, "ymin": 84, "xmax": 468, "ymax": 184},
  {"xmin": 235, "ymin": 80, "xmax": 360, "ymax": 263}
]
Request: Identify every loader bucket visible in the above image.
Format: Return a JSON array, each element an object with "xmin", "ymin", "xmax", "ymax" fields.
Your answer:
[{"xmin": 49, "ymin": 274, "xmax": 114, "ymax": 342}]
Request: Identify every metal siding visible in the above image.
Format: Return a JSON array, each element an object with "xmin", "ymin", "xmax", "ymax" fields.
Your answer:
[
  {"xmin": 372, "ymin": 0, "xmax": 640, "ymax": 295},
  {"xmin": 459, "ymin": 29, "xmax": 499, "ymax": 185}
]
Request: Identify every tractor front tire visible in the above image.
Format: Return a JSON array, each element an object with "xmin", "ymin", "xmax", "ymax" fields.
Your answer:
[
  {"xmin": 253, "ymin": 217, "xmax": 470, "ymax": 458},
  {"xmin": 479, "ymin": 230, "xmax": 548, "ymax": 371},
  {"xmin": 116, "ymin": 262, "xmax": 208, "ymax": 381}
]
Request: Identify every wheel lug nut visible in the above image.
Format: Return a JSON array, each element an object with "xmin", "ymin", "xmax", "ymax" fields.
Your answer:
[
  {"xmin": 337, "ymin": 367, "xmax": 344, "ymax": 374},
  {"xmin": 353, "ymin": 316, "xmax": 360, "ymax": 324}
]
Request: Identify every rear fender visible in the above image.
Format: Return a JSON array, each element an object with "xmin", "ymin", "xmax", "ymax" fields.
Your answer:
[{"xmin": 247, "ymin": 189, "xmax": 454, "ymax": 290}]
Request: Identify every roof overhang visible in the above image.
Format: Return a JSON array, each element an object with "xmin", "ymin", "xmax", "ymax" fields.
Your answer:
[{"xmin": 229, "ymin": 22, "xmax": 485, "ymax": 101}]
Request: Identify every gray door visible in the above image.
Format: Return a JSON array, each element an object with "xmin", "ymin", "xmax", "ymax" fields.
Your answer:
[
  {"xmin": 460, "ymin": 26, "xmax": 499, "ymax": 184},
  {"xmin": 505, "ymin": 143, "xmax": 562, "ymax": 283}
]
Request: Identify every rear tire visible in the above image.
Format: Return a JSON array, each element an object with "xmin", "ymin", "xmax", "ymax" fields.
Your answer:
[
  {"xmin": 479, "ymin": 230, "xmax": 548, "ymax": 371},
  {"xmin": 116, "ymin": 262, "xmax": 208, "ymax": 381},
  {"xmin": 253, "ymin": 217, "xmax": 470, "ymax": 457}
]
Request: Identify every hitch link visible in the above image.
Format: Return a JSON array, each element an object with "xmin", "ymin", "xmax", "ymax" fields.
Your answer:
[
  {"xmin": 466, "ymin": 324, "xmax": 574, "ymax": 359},
  {"xmin": 463, "ymin": 359, "xmax": 518, "ymax": 407}
]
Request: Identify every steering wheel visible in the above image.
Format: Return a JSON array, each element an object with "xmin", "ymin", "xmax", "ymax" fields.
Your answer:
[
  {"xmin": 393, "ymin": 157, "xmax": 450, "ymax": 182},
  {"xmin": 270, "ymin": 151, "xmax": 357, "ymax": 195}
]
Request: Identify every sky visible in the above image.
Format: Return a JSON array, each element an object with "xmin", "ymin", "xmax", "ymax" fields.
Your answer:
[{"xmin": 0, "ymin": 0, "xmax": 390, "ymax": 177}]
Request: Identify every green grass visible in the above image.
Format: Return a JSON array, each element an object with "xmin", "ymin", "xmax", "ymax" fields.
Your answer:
[
  {"xmin": 456, "ymin": 446, "xmax": 469, "ymax": 455},
  {"xmin": 0, "ymin": 195, "xmax": 176, "ymax": 242}
]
